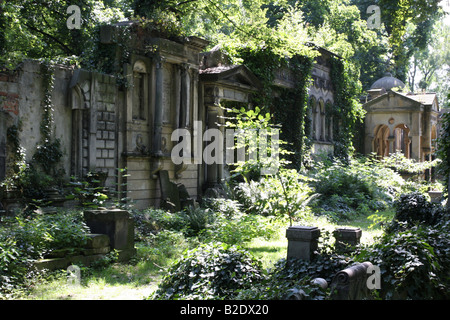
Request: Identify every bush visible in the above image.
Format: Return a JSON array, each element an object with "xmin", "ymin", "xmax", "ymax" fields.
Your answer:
[
  {"xmin": 0, "ymin": 236, "xmax": 32, "ymax": 298},
  {"xmin": 356, "ymin": 193, "xmax": 449, "ymax": 299},
  {"xmin": 310, "ymin": 157, "xmax": 404, "ymax": 220},
  {"xmin": 149, "ymin": 242, "xmax": 265, "ymax": 299},
  {"xmin": 355, "ymin": 222, "xmax": 450, "ymax": 299},
  {"xmin": 387, "ymin": 192, "xmax": 446, "ymax": 232},
  {"xmin": 202, "ymin": 198, "xmax": 277, "ymax": 245},
  {"xmin": 132, "ymin": 208, "xmax": 187, "ymax": 240},
  {"xmin": 11, "ymin": 211, "xmax": 90, "ymax": 258},
  {"xmin": 134, "ymin": 202, "xmax": 278, "ymax": 246},
  {"xmin": 234, "ymin": 168, "xmax": 314, "ymax": 222},
  {"xmin": 0, "ymin": 210, "xmax": 90, "ymax": 298}
]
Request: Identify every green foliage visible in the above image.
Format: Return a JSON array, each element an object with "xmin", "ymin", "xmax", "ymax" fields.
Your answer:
[
  {"xmin": 10, "ymin": 211, "xmax": 90, "ymax": 258},
  {"xmin": 310, "ymin": 157, "xmax": 402, "ymax": 220},
  {"xmin": 356, "ymin": 222, "xmax": 450, "ymax": 299},
  {"xmin": 223, "ymin": 106, "xmax": 291, "ymax": 180},
  {"xmin": 201, "ymin": 198, "xmax": 277, "ymax": 244},
  {"xmin": 2, "ymin": 123, "xmax": 27, "ymax": 191},
  {"xmin": 234, "ymin": 168, "xmax": 315, "ymax": 223},
  {"xmin": 199, "ymin": 230, "xmax": 353, "ymax": 300},
  {"xmin": 273, "ymin": 55, "xmax": 315, "ymax": 168},
  {"xmin": 329, "ymin": 56, "xmax": 365, "ymax": 161},
  {"xmin": 65, "ymin": 172, "xmax": 109, "ymax": 208},
  {"xmin": 381, "ymin": 151, "xmax": 441, "ymax": 174},
  {"xmin": 32, "ymin": 60, "xmax": 63, "ymax": 175},
  {"xmin": 387, "ymin": 192, "xmax": 447, "ymax": 233},
  {"xmin": 0, "ymin": 236, "xmax": 31, "ymax": 298},
  {"xmin": 32, "ymin": 140, "xmax": 63, "ymax": 176},
  {"xmin": 150, "ymin": 242, "xmax": 265, "ymax": 300},
  {"xmin": 0, "ymin": 0, "xmax": 129, "ymax": 66},
  {"xmin": 437, "ymin": 111, "xmax": 450, "ymax": 195},
  {"xmin": 133, "ymin": 201, "xmax": 277, "ymax": 246},
  {"xmin": 355, "ymin": 191, "xmax": 450, "ymax": 299},
  {"xmin": 0, "ymin": 210, "xmax": 90, "ymax": 298}
]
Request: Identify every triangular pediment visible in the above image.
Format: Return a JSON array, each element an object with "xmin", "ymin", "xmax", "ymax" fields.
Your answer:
[
  {"xmin": 199, "ymin": 65, "xmax": 261, "ymax": 91},
  {"xmin": 363, "ymin": 90, "xmax": 424, "ymax": 113}
]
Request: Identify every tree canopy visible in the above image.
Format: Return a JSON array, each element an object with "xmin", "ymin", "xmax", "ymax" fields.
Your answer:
[{"xmin": 1, "ymin": 0, "xmax": 446, "ymax": 85}]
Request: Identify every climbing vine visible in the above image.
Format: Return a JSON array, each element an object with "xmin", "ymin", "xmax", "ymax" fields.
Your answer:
[
  {"xmin": 329, "ymin": 56, "xmax": 365, "ymax": 162},
  {"xmin": 236, "ymin": 48, "xmax": 314, "ymax": 169},
  {"xmin": 272, "ymin": 56, "xmax": 314, "ymax": 169},
  {"xmin": 33, "ymin": 60, "xmax": 63, "ymax": 175},
  {"xmin": 2, "ymin": 122, "xmax": 27, "ymax": 191},
  {"xmin": 436, "ymin": 93, "xmax": 450, "ymax": 197}
]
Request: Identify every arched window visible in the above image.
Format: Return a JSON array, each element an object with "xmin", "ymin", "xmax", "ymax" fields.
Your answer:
[
  {"xmin": 133, "ymin": 60, "xmax": 148, "ymax": 120},
  {"xmin": 311, "ymin": 97, "xmax": 317, "ymax": 140},
  {"xmin": 325, "ymin": 101, "xmax": 333, "ymax": 141},
  {"xmin": 373, "ymin": 125, "xmax": 390, "ymax": 158},
  {"xmin": 319, "ymin": 99, "xmax": 325, "ymax": 141}
]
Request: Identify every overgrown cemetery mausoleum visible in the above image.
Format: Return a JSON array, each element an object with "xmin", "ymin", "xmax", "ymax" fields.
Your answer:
[
  {"xmin": 0, "ymin": 22, "xmax": 337, "ymax": 211},
  {"xmin": 362, "ymin": 73, "xmax": 440, "ymax": 162}
]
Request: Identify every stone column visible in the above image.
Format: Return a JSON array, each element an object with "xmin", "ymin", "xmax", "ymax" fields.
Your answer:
[
  {"xmin": 181, "ymin": 63, "xmax": 191, "ymax": 128},
  {"xmin": 333, "ymin": 227, "xmax": 362, "ymax": 253},
  {"xmin": 286, "ymin": 226, "xmax": 320, "ymax": 261},
  {"xmin": 152, "ymin": 57, "xmax": 164, "ymax": 156},
  {"xmin": 205, "ymin": 106, "xmax": 219, "ymax": 187},
  {"xmin": 387, "ymin": 135, "xmax": 395, "ymax": 156}
]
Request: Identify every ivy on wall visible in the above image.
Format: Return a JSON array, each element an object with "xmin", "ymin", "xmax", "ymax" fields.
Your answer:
[
  {"xmin": 1, "ymin": 61, "xmax": 64, "ymax": 198},
  {"xmin": 329, "ymin": 56, "xmax": 365, "ymax": 162},
  {"xmin": 33, "ymin": 60, "xmax": 63, "ymax": 175},
  {"xmin": 236, "ymin": 46, "xmax": 366, "ymax": 170},
  {"xmin": 436, "ymin": 93, "xmax": 450, "ymax": 198},
  {"xmin": 272, "ymin": 56, "xmax": 314, "ymax": 170},
  {"xmin": 234, "ymin": 47, "xmax": 314, "ymax": 170}
]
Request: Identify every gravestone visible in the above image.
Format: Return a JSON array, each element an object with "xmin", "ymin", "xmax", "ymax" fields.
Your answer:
[
  {"xmin": 333, "ymin": 227, "xmax": 362, "ymax": 253},
  {"xmin": 285, "ymin": 226, "xmax": 320, "ymax": 261},
  {"xmin": 158, "ymin": 170, "xmax": 195, "ymax": 211},
  {"xmin": 83, "ymin": 208, "xmax": 136, "ymax": 261},
  {"xmin": 159, "ymin": 170, "xmax": 181, "ymax": 212},
  {"xmin": 330, "ymin": 261, "xmax": 374, "ymax": 300}
]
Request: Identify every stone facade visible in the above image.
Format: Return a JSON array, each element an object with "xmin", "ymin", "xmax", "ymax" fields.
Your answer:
[
  {"xmin": 272, "ymin": 47, "xmax": 336, "ymax": 155},
  {"xmin": 362, "ymin": 88, "xmax": 440, "ymax": 162},
  {"xmin": 0, "ymin": 23, "xmax": 337, "ymax": 210}
]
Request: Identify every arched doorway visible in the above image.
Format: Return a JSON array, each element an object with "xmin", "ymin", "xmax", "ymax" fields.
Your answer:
[
  {"xmin": 393, "ymin": 124, "xmax": 410, "ymax": 158},
  {"xmin": 373, "ymin": 125, "xmax": 390, "ymax": 158}
]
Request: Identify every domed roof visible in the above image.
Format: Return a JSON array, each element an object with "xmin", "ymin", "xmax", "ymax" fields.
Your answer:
[{"xmin": 370, "ymin": 73, "xmax": 405, "ymax": 91}]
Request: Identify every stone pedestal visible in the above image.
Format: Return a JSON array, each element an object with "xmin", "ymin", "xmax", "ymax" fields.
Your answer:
[
  {"xmin": 333, "ymin": 227, "xmax": 362, "ymax": 253},
  {"xmin": 428, "ymin": 191, "xmax": 442, "ymax": 204},
  {"xmin": 83, "ymin": 209, "xmax": 136, "ymax": 261},
  {"xmin": 286, "ymin": 226, "xmax": 320, "ymax": 261}
]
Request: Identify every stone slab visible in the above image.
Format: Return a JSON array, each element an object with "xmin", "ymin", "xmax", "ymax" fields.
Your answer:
[
  {"xmin": 286, "ymin": 226, "xmax": 320, "ymax": 241},
  {"xmin": 84, "ymin": 233, "xmax": 110, "ymax": 249}
]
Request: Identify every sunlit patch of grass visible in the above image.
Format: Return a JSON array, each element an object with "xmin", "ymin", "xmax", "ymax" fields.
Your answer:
[
  {"xmin": 19, "ymin": 208, "xmax": 396, "ymax": 300},
  {"xmin": 245, "ymin": 235, "xmax": 286, "ymax": 269},
  {"xmin": 20, "ymin": 264, "xmax": 161, "ymax": 300},
  {"xmin": 244, "ymin": 209, "xmax": 394, "ymax": 270}
]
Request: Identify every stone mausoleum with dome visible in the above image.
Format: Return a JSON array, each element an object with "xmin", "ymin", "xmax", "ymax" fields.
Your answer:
[{"xmin": 361, "ymin": 73, "xmax": 440, "ymax": 162}]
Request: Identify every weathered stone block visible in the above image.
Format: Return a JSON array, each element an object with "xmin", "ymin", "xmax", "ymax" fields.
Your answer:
[
  {"xmin": 286, "ymin": 226, "xmax": 320, "ymax": 261},
  {"xmin": 105, "ymin": 140, "xmax": 115, "ymax": 149},
  {"xmin": 82, "ymin": 246, "xmax": 110, "ymax": 256},
  {"xmin": 334, "ymin": 227, "xmax": 362, "ymax": 253},
  {"xmin": 84, "ymin": 233, "xmax": 110, "ymax": 249},
  {"xmin": 83, "ymin": 209, "xmax": 136, "ymax": 261},
  {"xmin": 105, "ymin": 159, "xmax": 115, "ymax": 168}
]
